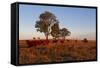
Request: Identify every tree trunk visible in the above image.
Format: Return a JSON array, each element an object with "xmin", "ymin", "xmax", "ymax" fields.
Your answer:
[
  {"xmin": 46, "ymin": 34, "xmax": 48, "ymax": 45},
  {"xmin": 45, "ymin": 33, "xmax": 48, "ymax": 45},
  {"xmin": 63, "ymin": 36, "xmax": 65, "ymax": 40}
]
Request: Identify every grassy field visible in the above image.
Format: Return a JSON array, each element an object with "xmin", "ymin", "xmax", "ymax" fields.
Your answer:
[{"xmin": 19, "ymin": 39, "xmax": 96, "ymax": 64}]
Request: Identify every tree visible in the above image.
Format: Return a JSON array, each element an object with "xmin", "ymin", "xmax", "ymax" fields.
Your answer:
[
  {"xmin": 60, "ymin": 28, "xmax": 71, "ymax": 40},
  {"xmin": 35, "ymin": 11, "xmax": 59, "ymax": 44},
  {"xmin": 83, "ymin": 38, "xmax": 88, "ymax": 43},
  {"xmin": 51, "ymin": 22, "xmax": 60, "ymax": 39}
]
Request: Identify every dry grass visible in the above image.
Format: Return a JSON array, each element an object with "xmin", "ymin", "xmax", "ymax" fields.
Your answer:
[{"xmin": 19, "ymin": 39, "xmax": 96, "ymax": 64}]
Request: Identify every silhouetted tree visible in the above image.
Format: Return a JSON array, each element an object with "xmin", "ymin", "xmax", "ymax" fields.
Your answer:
[
  {"xmin": 35, "ymin": 11, "xmax": 59, "ymax": 44},
  {"xmin": 60, "ymin": 28, "xmax": 71, "ymax": 40}
]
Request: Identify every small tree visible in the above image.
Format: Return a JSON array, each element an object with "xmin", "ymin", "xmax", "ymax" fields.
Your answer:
[
  {"xmin": 83, "ymin": 38, "xmax": 88, "ymax": 43},
  {"xmin": 60, "ymin": 28, "xmax": 71, "ymax": 40}
]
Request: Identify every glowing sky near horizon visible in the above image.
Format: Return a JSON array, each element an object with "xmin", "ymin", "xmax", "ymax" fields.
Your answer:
[{"xmin": 19, "ymin": 4, "xmax": 96, "ymax": 40}]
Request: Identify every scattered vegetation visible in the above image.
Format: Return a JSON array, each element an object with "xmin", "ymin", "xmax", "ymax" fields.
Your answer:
[{"xmin": 19, "ymin": 40, "xmax": 96, "ymax": 64}]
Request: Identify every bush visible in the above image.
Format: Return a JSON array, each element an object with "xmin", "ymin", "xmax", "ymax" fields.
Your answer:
[{"xmin": 83, "ymin": 38, "xmax": 88, "ymax": 43}]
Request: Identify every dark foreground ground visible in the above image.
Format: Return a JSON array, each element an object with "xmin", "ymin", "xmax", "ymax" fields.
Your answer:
[{"xmin": 19, "ymin": 39, "xmax": 96, "ymax": 64}]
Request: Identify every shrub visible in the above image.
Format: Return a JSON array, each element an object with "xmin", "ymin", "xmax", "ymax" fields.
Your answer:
[{"xmin": 83, "ymin": 38, "xmax": 88, "ymax": 43}]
